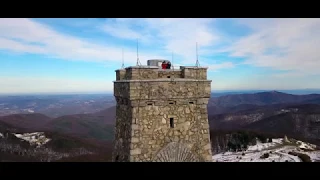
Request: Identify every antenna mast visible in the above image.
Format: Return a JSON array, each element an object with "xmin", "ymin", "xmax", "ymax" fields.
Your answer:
[
  {"xmin": 172, "ymin": 51, "xmax": 174, "ymax": 70},
  {"xmin": 136, "ymin": 39, "xmax": 141, "ymax": 66},
  {"xmin": 195, "ymin": 42, "xmax": 200, "ymax": 67},
  {"xmin": 121, "ymin": 48, "xmax": 125, "ymax": 69}
]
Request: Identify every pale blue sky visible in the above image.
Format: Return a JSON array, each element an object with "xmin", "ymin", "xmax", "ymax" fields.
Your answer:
[{"xmin": 1, "ymin": 18, "xmax": 320, "ymax": 94}]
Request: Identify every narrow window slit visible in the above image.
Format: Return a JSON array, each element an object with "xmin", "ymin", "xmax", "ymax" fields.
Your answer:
[
  {"xmin": 168, "ymin": 101, "xmax": 176, "ymax": 105},
  {"xmin": 146, "ymin": 102, "xmax": 154, "ymax": 106},
  {"xmin": 170, "ymin": 118, "xmax": 174, "ymax": 128}
]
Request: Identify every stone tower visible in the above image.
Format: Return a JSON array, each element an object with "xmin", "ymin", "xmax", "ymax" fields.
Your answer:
[{"xmin": 112, "ymin": 60, "xmax": 212, "ymax": 162}]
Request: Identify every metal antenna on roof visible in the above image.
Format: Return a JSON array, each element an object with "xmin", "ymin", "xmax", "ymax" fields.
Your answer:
[
  {"xmin": 121, "ymin": 48, "xmax": 125, "ymax": 69},
  {"xmin": 171, "ymin": 51, "xmax": 175, "ymax": 82},
  {"xmin": 136, "ymin": 39, "xmax": 141, "ymax": 66},
  {"xmin": 172, "ymin": 51, "xmax": 174, "ymax": 70},
  {"xmin": 195, "ymin": 42, "xmax": 200, "ymax": 67}
]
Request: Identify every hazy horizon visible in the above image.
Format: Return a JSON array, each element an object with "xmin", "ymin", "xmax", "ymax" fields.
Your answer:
[
  {"xmin": 1, "ymin": 18, "xmax": 320, "ymax": 94},
  {"xmin": 1, "ymin": 88, "xmax": 320, "ymax": 96}
]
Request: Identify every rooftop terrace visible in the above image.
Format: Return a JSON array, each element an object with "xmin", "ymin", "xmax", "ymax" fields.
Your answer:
[{"xmin": 115, "ymin": 65, "xmax": 209, "ymax": 81}]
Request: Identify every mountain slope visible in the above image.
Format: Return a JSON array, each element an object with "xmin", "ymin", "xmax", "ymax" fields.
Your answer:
[
  {"xmin": 245, "ymin": 104, "xmax": 320, "ymax": 140},
  {"xmin": 0, "ymin": 113, "xmax": 52, "ymax": 130},
  {"xmin": 41, "ymin": 114, "xmax": 114, "ymax": 141},
  {"xmin": 93, "ymin": 106, "xmax": 116, "ymax": 125},
  {"xmin": 301, "ymin": 97, "xmax": 320, "ymax": 104},
  {"xmin": 0, "ymin": 106, "xmax": 116, "ymax": 142},
  {"xmin": 208, "ymin": 103, "xmax": 320, "ymax": 146},
  {"xmin": 0, "ymin": 124, "xmax": 112, "ymax": 162},
  {"xmin": 0, "ymin": 111, "xmax": 114, "ymax": 162},
  {"xmin": 208, "ymin": 103, "xmax": 299, "ymax": 130},
  {"xmin": 209, "ymin": 91, "xmax": 320, "ymax": 110}
]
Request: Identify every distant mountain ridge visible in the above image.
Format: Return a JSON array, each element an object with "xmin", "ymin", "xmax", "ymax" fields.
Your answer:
[
  {"xmin": 0, "ymin": 113, "xmax": 52, "ymax": 130},
  {"xmin": 0, "ymin": 94, "xmax": 115, "ymax": 118},
  {"xmin": 1, "ymin": 91, "xmax": 320, "ymax": 161},
  {"xmin": 210, "ymin": 91, "xmax": 320, "ymax": 107},
  {"xmin": 208, "ymin": 91, "xmax": 320, "ymax": 115},
  {"xmin": 0, "ymin": 106, "xmax": 116, "ymax": 142},
  {"xmin": 208, "ymin": 103, "xmax": 320, "ymax": 146},
  {"xmin": 245, "ymin": 104, "xmax": 320, "ymax": 138},
  {"xmin": 1, "ymin": 91, "xmax": 320, "ymax": 142},
  {"xmin": 0, "ymin": 119, "xmax": 112, "ymax": 162},
  {"xmin": 211, "ymin": 89, "xmax": 320, "ymax": 97}
]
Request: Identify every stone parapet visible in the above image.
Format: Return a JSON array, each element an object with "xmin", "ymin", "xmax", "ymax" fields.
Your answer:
[
  {"xmin": 114, "ymin": 80, "xmax": 211, "ymax": 100},
  {"xmin": 115, "ymin": 66, "xmax": 208, "ymax": 80}
]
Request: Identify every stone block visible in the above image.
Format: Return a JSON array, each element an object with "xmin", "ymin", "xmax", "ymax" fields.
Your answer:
[{"xmin": 130, "ymin": 148, "xmax": 141, "ymax": 155}]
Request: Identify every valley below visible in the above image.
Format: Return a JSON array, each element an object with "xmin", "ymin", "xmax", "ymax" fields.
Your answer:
[{"xmin": 1, "ymin": 91, "xmax": 320, "ymax": 162}]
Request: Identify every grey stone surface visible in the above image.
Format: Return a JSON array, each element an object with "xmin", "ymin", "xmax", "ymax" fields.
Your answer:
[
  {"xmin": 153, "ymin": 142, "xmax": 200, "ymax": 162},
  {"xmin": 112, "ymin": 65, "xmax": 212, "ymax": 162},
  {"xmin": 115, "ymin": 66, "xmax": 208, "ymax": 81}
]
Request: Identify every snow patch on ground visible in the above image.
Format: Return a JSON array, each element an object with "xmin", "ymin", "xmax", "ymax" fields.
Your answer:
[
  {"xmin": 13, "ymin": 132, "xmax": 51, "ymax": 147},
  {"xmin": 305, "ymin": 151, "xmax": 320, "ymax": 162},
  {"xmin": 247, "ymin": 138, "xmax": 282, "ymax": 151},
  {"xmin": 212, "ymin": 138, "xmax": 320, "ymax": 162},
  {"xmin": 296, "ymin": 140, "xmax": 316, "ymax": 150}
]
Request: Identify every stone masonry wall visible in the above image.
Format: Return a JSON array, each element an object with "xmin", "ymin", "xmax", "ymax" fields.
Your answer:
[
  {"xmin": 112, "ymin": 101, "xmax": 132, "ymax": 162},
  {"xmin": 157, "ymin": 70, "xmax": 182, "ymax": 79},
  {"xmin": 114, "ymin": 80, "xmax": 211, "ymax": 100},
  {"xmin": 114, "ymin": 82, "xmax": 130, "ymax": 98},
  {"xmin": 181, "ymin": 68, "xmax": 207, "ymax": 80},
  {"xmin": 125, "ymin": 68, "xmax": 158, "ymax": 80},
  {"xmin": 115, "ymin": 66, "xmax": 207, "ymax": 81},
  {"xmin": 129, "ymin": 98, "xmax": 212, "ymax": 162},
  {"xmin": 116, "ymin": 69, "xmax": 126, "ymax": 81}
]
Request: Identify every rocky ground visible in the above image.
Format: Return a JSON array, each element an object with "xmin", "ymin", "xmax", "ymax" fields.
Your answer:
[{"xmin": 212, "ymin": 138, "xmax": 320, "ymax": 162}]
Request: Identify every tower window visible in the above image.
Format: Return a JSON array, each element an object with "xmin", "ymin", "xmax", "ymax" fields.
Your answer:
[
  {"xmin": 189, "ymin": 101, "xmax": 194, "ymax": 104},
  {"xmin": 167, "ymin": 76, "xmax": 171, "ymax": 78},
  {"xmin": 168, "ymin": 101, "xmax": 176, "ymax": 105},
  {"xmin": 147, "ymin": 102, "xmax": 154, "ymax": 106},
  {"xmin": 115, "ymin": 155, "xmax": 119, "ymax": 162},
  {"xmin": 170, "ymin": 118, "xmax": 174, "ymax": 128}
]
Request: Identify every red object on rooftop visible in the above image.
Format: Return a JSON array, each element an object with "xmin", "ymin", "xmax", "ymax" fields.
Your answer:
[{"xmin": 161, "ymin": 62, "xmax": 167, "ymax": 69}]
